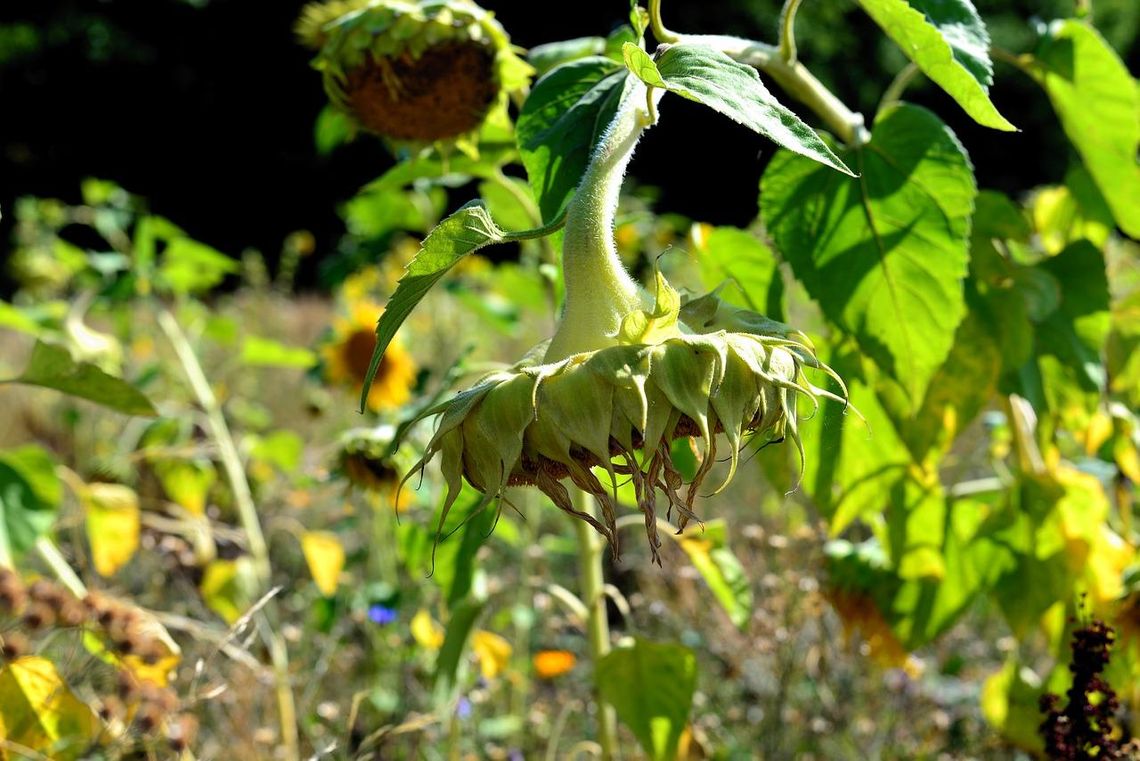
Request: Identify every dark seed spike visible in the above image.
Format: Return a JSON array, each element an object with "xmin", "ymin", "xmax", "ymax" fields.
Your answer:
[{"xmin": 535, "ymin": 467, "xmax": 616, "ymax": 549}]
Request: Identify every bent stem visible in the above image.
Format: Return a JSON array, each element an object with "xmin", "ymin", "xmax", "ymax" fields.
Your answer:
[
  {"xmin": 573, "ymin": 488, "xmax": 619, "ymax": 759},
  {"xmin": 158, "ymin": 308, "xmax": 271, "ymax": 587},
  {"xmin": 651, "ymin": 0, "xmax": 866, "ymax": 145},
  {"xmin": 158, "ymin": 307, "xmax": 300, "ymax": 761}
]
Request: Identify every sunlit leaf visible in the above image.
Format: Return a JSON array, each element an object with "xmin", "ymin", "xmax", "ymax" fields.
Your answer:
[
  {"xmin": 361, "ymin": 202, "xmax": 509, "ymax": 411},
  {"xmin": 0, "ymin": 445, "xmax": 61, "ymax": 561},
  {"xmin": 240, "ymin": 337, "xmax": 317, "ymax": 369},
  {"xmin": 857, "ymin": 0, "xmax": 1014, "ymax": 130},
  {"xmin": 981, "ymin": 660, "xmax": 1047, "ymax": 753},
  {"xmin": 761, "ymin": 103, "xmax": 975, "ymax": 402},
  {"xmin": 153, "ymin": 459, "xmax": 215, "ymax": 517},
  {"xmin": 676, "ymin": 520, "xmax": 753, "ymax": 629},
  {"xmin": 200, "ymin": 557, "xmax": 257, "ymax": 625},
  {"xmin": 301, "ymin": 531, "xmax": 345, "ymax": 598},
  {"xmin": 157, "ymin": 238, "xmax": 238, "ymax": 295},
  {"xmin": 1031, "ymin": 168, "xmax": 1114, "ymax": 256},
  {"xmin": 691, "ymin": 225, "xmax": 784, "ymax": 319},
  {"xmin": 598, "ymin": 638, "xmax": 697, "ymax": 761},
  {"xmin": 651, "ymin": 43, "xmax": 853, "ymax": 175},
  {"xmin": 1031, "ymin": 20, "xmax": 1140, "ymax": 238},
  {"xmin": 0, "ymin": 657, "xmax": 99, "ymax": 760},
  {"xmin": 83, "ymin": 482, "xmax": 140, "ymax": 577},
  {"xmin": 4, "ymin": 340, "xmax": 156, "ymax": 416}
]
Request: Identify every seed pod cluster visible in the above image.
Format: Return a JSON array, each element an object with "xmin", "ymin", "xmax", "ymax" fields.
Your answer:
[
  {"xmin": 0, "ymin": 569, "xmax": 193, "ymax": 749},
  {"xmin": 298, "ymin": 0, "xmax": 531, "ymax": 144}
]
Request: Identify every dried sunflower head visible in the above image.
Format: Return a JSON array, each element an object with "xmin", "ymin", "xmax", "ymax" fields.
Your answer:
[
  {"xmin": 401, "ymin": 273, "xmax": 845, "ymax": 562},
  {"xmin": 298, "ymin": 0, "xmax": 532, "ymax": 146}
]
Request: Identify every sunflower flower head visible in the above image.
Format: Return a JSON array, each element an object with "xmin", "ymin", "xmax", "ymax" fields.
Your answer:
[
  {"xmin": 321, "ymin": 301, "xmax": 416, "ymax": 412},
  {"xmin": 401, "ymin": 271, "xmax": 845, "ymax": 562},
  {"xmin": 370, "ymin": 79, "xmax": 850, "ymax": 561},
  {"xmin": 298, "ymin": 0, "xmax": 532, "ymax": 149}
]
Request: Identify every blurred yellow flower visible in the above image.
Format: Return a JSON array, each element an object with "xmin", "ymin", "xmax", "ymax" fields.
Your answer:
[
  {"xmin": 532, "ymin": 649, "xmax": 576, "ymax": 679},
  {"xmin": 471, "ymin": 630, "xmax": 512, "ymax": 680},
  {"xmin": 320, "ymin": 301, "xmax": 416, "ymax": 412},
  {"xmin": 410, "ymin": 609, "xmax": 445, "ymax": 650}
]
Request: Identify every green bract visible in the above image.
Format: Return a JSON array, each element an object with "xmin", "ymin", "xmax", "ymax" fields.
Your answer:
[
  {"xmin": 403, "ymin": 254, "xmax": 846, "ymax": 560},
  {"xmin": 299, "ymin": 0, "xmax": 532, "ymax": 146}
]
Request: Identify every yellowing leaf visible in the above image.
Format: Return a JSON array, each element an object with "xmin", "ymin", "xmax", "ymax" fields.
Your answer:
[
  {"xmin": 83, "ymin": 483, "xmax": 140, "ymax": 577},
  {"xmin": 1085, "ymin": 527, "xmax": 1135, "ymax": 604},
  {"xmin": 410, "ymin": 609, "xmax": 444, "ymax": 650},
  {"xmin": 470, "ymin": 630, "xmax": 512, "ymax": 680},
  {"xmin": 200, "ymin": 557, "xmax": 257, "ymax": 625},
  {"xmin": 533, "ymin": 650, "xmax": 576, "ymax": 679},
  {"xmin": 0, "ymin": 657, "xmax": 99, "ymax": 760},
  {"xmin": 154, "ymin": 459, "xmax": 215, "ymax": 517},
  {"xmin": 300, "ymin": 531, "xmax": 345, "ymax": 597}
]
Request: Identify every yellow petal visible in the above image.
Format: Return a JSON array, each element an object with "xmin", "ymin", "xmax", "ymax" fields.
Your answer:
[
  {"xmin": 0, "ymin": 657, "xmax": 99, "ymax": 760},
  {"xmin": 410, "ymin": 609, "xmax": 445, "ymax": 650},
  {"xmin": 301, "ymin": 531, "xmax": 345, "ymax": 598},
  {"xmin": 471, "ymin": 630, "xmax": 512, "ymax": 680},
  {"xmin": 83, "ymin": 483, "xmax": 140, "ymax": 577}
]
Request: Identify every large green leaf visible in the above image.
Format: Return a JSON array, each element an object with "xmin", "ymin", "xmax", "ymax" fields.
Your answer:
[
  {"xmin": 693, "ymin": 225, "xmax": 784, "ymax": 319},
  {"xmin": 761, "ymin": 103, "xmax": 976, "ymax": 402},
  {"xmin": 675, "ymin": 520, "xmax": 753, "ymax": 629},
  {"xmin": 0, "ymin": 446, "xmax": 61, "ymax": 563},
  {"xmin": 1032, "ymin": 20, "xmax": 1140, "ymax": 239},
  {"xmin": 516, "ymin": 57, "xmax": 628, "ymax": 223},
  {"xmin": 156, "ymin": 238, "xmax": 238, "ymax": 295},
  {"xmin": 1034, "ymin": 239, "xmax": 1111, "ymax": 390},
  {"xmin": 597, "ymin": 639, "xmax": 697, "ymax": 761},
  {"xmin": 638, "ymin": 43, "xmax": 853, "ymax": 176},
  {"xmin": 857, "ymin": 0, "xmax": 1015, "ymax": 130},
  {"xmin": 3, "ymin": 340, "xmax": 157, "ymax": 416},
  {"xmin": 359, "ymin": 202, "xmax": 507, "ymax": 411},
  {"xmin": 890, "ymin": 300, "xmax": 1002, "ymax": 464}
]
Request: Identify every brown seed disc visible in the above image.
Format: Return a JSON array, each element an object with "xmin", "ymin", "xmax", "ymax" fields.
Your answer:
[{"xmin": 344, "ymin": 41, "xmax": 497, "ymax": 142}]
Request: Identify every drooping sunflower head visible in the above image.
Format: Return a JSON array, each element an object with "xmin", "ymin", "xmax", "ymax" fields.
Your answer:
[
  {"xmin": 298, "ymin": 0, "xmax": 532, "ymax": 147},
  {"xmin": 400, "ymin": 276, "xmax": 847, "ymax": 562},
  {"xmin": 321, "ymin": 301, "xmax": 417, "ymax": 412},
  {"xmin": 336, "ymin": 424, "xmax": 420, "ymax": 511}
]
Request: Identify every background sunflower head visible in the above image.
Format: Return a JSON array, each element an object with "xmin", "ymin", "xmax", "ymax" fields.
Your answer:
[
  {"xmin": 298, "ymin": 0, "xmax": 532, "ymax": 148},
  {"xmin": 320, "ymin": 301, "xmax": 417, "ymax": 412}
]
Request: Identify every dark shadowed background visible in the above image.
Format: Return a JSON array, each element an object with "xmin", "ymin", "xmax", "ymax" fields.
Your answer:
[{"xmin": 1, "ymin": 0, "xmax": 1136, "ymax": 294}]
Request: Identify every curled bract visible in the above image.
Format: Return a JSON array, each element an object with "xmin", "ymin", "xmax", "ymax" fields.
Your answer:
[
  {"xmin": 298, "ymin": 0, "xmax": 531, "ymax": 145},
  {"xmin": 401, "ymin": 280, "xmax": 847, "ymax": 563}
]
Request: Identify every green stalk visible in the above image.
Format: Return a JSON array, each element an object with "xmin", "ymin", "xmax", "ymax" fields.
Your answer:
[
  {"xmin": 778, "ymin": 0, "xmax": 804, "ymax": 64},
  {"xmin": 573, "ymin": 488, "xmax": 619, "ymax": 759},
  {"xmin": 158, "ymin": 307, "xmax": 299, "ymax": 761},
  {"xmin": 545, "ymin": 85, "xmax": 660, "ymax": 362},
  {"xmin": 650, "ymin": 0, "xmax": 867, "ymax": 146},
  {"xmin": 158, "ymin": 308, "xmax": 271, "ymax": 586}
]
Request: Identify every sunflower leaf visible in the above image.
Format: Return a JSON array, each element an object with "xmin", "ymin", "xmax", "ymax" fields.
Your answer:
[{"xmin": 361, "ymin": 201, "xmax": 504, "ymax": 410}]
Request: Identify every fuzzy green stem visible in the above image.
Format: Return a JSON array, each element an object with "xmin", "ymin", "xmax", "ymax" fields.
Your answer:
[
  {"xmin": 545, "ymin": 85, "xmax": 660, "ymax": 362},
  {"xmin": 648, "ymin": 0, "xmax": 679, "ymax": 43},
  {"xmin": 158, "ymin": 308, "xmax": 271, "ymax": 587},
  {"xmin": 573, "ymin": 489, "xmax": 619, "ymax": 759},
  {"xmin": 778, "ymin": 0, "xmax": 804, "ymax": 63}
]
